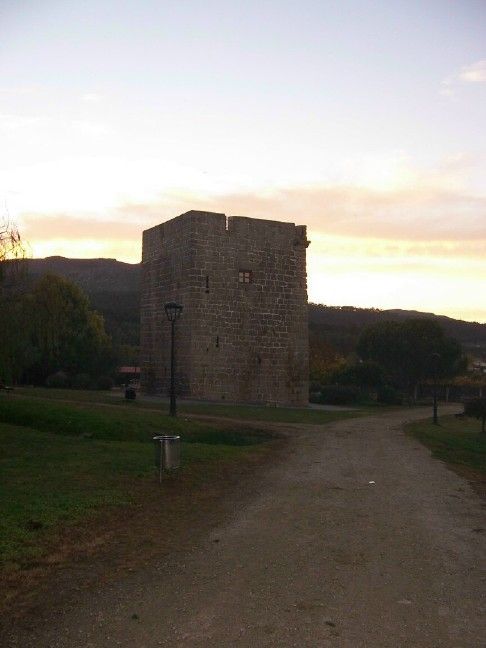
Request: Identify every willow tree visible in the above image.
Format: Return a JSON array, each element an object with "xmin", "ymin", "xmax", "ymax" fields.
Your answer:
[
  {"xmin": 26, "ymin": 274, "xmax": 113, "ymax": 383},
  {"xmin": 0, "ymin": 218, "xmax": 28, "ymax": 382}
]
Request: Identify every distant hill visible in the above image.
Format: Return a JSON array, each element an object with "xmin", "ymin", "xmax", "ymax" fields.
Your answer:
[
  {"xmin": 308, "ymin": 304, "xmax": 486, "ymax": 359},
  {"xmin": 24, "ymin": 257, "xmax": 141, "ymax": 346},
  {"xmin": 21, "ymin": 257, "xmax": 486, "ymax": 358},
  {"xmin": 25, "ymin": 256, "xmax": 140, "ymax": 293}
]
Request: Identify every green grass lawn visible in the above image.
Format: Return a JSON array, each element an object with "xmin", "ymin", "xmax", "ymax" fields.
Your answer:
[
  {"xmin": 0, "ymin": 395, "xmax": 271, "ymax": 569},
  {"xmin": 13, "ymin": 386, "xmax": 375, "ymax": 425},
  {"xmin": 0, "ymin": 395, "xmax": 270, "ymax": 445},
  {"xmin": 407, "ymin": 415, "xmax": 486, "ymax": 474},
  {"xmin": 0, "ymin": 387, "xmax": 396, "ymax": 569}
]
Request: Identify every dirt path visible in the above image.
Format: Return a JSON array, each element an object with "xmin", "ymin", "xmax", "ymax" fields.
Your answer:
[{"xmin": 7, "ymin": 406, "xmax": 486, "ymax": 647}]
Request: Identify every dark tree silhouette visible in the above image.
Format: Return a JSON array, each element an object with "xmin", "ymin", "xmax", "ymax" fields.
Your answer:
[
  {"xmin": 464, "ymin": 398, "xmax": 486, "ymax": 434},
  {"xmin": 357, "ymin": 318, "xmax": 465, "ymax": 400}
]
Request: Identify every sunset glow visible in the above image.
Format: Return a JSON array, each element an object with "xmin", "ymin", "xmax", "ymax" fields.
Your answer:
[{"xmin": 1, "ymin": 1, "xmax": 485, "ymax": 321}]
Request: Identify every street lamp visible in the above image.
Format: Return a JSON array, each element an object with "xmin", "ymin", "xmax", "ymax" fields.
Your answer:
[
  {"xmin": 164, "ymin": 302, "xmax": 183, "ymax": 416},
  {"xmin": 431, "ymin": 352, "xmax": 441, "ymax": 425}
]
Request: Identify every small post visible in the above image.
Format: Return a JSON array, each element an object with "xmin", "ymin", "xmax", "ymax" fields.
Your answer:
[{"xmin": 431, "ymin": 352, "xmax": 441, "ymax": 425}]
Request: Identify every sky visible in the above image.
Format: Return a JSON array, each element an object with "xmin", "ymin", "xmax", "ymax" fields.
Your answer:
[{"xmin": 1, "ymin": 0, "xmax": 485, "ymax": 321}]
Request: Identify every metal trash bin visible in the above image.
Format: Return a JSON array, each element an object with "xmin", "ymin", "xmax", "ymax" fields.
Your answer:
[{"xmin": 153, "ymin": 435, "xmax": 181, "ymax": 481}]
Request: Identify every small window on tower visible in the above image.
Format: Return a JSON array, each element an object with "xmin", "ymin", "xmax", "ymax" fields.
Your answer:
[{"xmin": 238, "ymin": 270, "xmax": 252, "ymax": 284}]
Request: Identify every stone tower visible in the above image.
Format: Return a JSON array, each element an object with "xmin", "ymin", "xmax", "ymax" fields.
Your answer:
[{"xmin": 140, "ymin": 210, "xmax": 309, "ymax": 406}]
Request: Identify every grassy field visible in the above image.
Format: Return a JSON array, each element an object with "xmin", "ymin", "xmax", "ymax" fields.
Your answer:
[
  {"xmin": 0, "ymin": 388, "xmax": 389, "ymax": 570},
  {"xmin": 12, "ymin": 386, "xmax": 375, "ymax": 424},
  {"xmin": 407, "ymin": 415, "xmax": 486, "ymax": 474},
  {"xmin": 0, "ymin": 394, "xmax": 272, "ymax": 570}
]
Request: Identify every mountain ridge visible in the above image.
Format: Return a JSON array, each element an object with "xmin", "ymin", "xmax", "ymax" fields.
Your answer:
[{"xmin": 22, "ymin": 257, "xmax": 486, "ymax": 356}]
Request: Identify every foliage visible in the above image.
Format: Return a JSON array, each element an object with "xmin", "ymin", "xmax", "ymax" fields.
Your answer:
[
  {"xmin": 309, "ymin": 303, "xmax": 486, "ymax": 362},
  {"xmin": 454, "ymin": 373, "xmax": 486, "ymax": 385},
  {"xmin": 0, "ymin": 220, "xmax": 31, "ymax": 383},
  {"xmin": 45, "ymin": 371, "xmax": 69, "ymax": 388},
  {"xmin": 357, "ymin": 319, "xmax": 465, "ymax": 398},
  {"xmin": 72, "ymin": 373, "xmax": 91, "ymax": 389},
  {"xmin": 316, "ymin": 385, "xmax": 359, "ymax": 405},
  {"xmin": 96, "ymin": 375, "xmax": 114, "ymax": 390},
  {"xmin": 25, "ymin": 274, "xmax": 114, "ymax": 383},
  {"xmin": 0, "ymin": 296, "xmax": 35, "ymax": 384},
  {"xmin": 376, "ymin": 385, "xmax": 403, "ymax": 405},
  {"xmin": 464, "ymin": 398, "xmax": 486, "ymax": 434},
  {"xmin": 330, "ymin": 361, "xmax": 385, "ymax": 390},
  {"xmin": 309, "ymin": 331, "xmax": 345, "ymax": 382},
  {"xmin": 0, "ymin": 218, "xmax": 26, "ymax": 291}
]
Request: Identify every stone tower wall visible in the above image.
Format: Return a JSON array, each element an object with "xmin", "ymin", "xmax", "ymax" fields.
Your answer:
[{"xmin": 141, "ymin": 210, "xmax": 309, "ymax": 406}]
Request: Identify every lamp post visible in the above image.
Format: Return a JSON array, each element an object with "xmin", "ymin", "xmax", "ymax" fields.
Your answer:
[
  {"xmin": 164, "ymin": 302, "xmax": 183, "ymax": 417},
  {"xmin": 431, "ymin": 352, "xmax": 441, "ymax": 425}
]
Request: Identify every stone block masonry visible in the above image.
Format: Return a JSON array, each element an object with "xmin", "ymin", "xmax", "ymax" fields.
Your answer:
[{"xmin": 141, "ymin": 210, "xmax": 309, "ymax": 406}]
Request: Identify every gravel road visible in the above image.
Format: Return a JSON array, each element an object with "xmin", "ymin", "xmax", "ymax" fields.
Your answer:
[{"xmin": 10, "ymin": 407, "xmax": 486, "ymax": 647}]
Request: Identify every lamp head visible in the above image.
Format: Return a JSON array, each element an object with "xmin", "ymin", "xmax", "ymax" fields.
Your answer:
[{"xmin": 164, "ymin": 302, "xmax": 183, "ymax": 322}]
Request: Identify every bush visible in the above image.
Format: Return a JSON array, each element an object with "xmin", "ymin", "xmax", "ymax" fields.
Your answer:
[
  {"xmin": 72, "ymin": 373, "xmax": 91, "ymax": 390},
  {"xmin": 464, "ymin": 398, "xmax": 486, "ymax": 433},
  {"xmin": 96, "ymin": 375, "xmax": 114, "ymax": 391},
  {"xmin": 45, "ymin": 371, "xmax": 69, "ymax": 388},
  {"xmin": 331, "ymin": 361, "xmax": 385, "ymax": 389},
  {"xmin": 377, "ymin": 385, "xmax": 403, "ymax": 405},
  {"xmin": 309, "ymin": 381, "xmax": 323, "ymax": 403},
  {"xmin": 318, "ymin": 385, "xmax": 359, "ymax": 405}
]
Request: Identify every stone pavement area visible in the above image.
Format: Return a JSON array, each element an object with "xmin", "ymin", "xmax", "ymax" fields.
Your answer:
[{"xmin": 7, "ymin": 406, "xmax": 486, "ymax": 647}]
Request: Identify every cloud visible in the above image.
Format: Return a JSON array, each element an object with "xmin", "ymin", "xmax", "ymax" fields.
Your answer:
[
  {"xmin": 459, "ymin": 60, "xmax": 486, "ymax": 84},
  {"xmin": 115, "ymin": 183, "xmax": 485, "ymax": 243},
  {"xmin": 70, "ymin": 120, "xmax": 111, "ymax": 136},
  {"xmin": 0, "ymin": 86, "xmax": 39, "ymax": 96},
  {"xmin": 81, "ymin": 92, "xmax": 103, "ymax": 104},
  {"xmin": 19, "ymin": 183, "xmax": 486, "ymax": 321},
  {"xmin": 81, "ymin": 93, "xmax": 102, "ymax": 103},
  {"xmin": 441, "ymin": 59, "xmax": 486, "ymax": 96},
  {"xmin": 22, "ymin": 180, "xmax": 485, "ymax": 263},
  {"xmin": 0, "ymin": 113, "xmax": 40, "ymax": 133},
  {"xmin": 22, "ymin": 214, "xmax": 140, "ymax": 241}
]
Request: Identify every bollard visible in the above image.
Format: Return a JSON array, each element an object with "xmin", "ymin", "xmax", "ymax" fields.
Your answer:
[
  {"xmin": 153, "ymin": 435, "xmax": 181, "ymax": 482},
  {"xmin": 125, "ymin": 386, "xmax": 136, "ymax": 400}
]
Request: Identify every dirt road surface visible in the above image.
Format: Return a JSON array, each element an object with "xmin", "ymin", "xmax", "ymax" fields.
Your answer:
[{"xmin": 7, "ymin": 407, "xmax": 486, "ymax": 647}]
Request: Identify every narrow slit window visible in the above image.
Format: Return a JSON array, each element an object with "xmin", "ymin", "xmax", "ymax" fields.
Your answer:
[
  {"xmin": 238, "ymin": 270, "xmax": 252, "ymax": 284},
  {"xmin": 205, "ymin": 275, "xmax": 210, "ymax": 293}
]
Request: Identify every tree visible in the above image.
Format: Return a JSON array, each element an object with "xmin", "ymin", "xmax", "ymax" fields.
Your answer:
[
  {"xmin": 464, "ymin": 398, "xmax": 486, "ymax": 434},
  {"xmin": 357, "ymin": 319, "xmax": 465, "ymax": 400},
  {"xmin": 0, "ymin": 217, "xmax": 26, "ymax": 292},
  {"xmin": 331, "ymin": 361, "xmax": 385, "ymax": 392},
  {"xmin": 25, "ymin": 274, "xmax": 114, "ymax": 383},
  {"xmin": 0, "ymin": 218, "xmax": 28, "ymax": 382},
  {"xmin": 453, "ymin": 373, "xmax": 486, "ymax": 399},
  {"xmin": 309, "ymin": 332, "xmax": 345, "ymax": 383}
]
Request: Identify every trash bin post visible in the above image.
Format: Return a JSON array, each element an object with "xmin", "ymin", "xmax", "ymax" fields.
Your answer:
[{"xmin": 153, "ymin": 435, "xmax": 181, "ymax": 483}]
